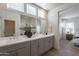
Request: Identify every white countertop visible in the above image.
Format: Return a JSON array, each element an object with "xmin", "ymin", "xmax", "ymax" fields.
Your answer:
[{"xmin": 0, "ymin": 34, "xmax": 54, "ymax": 47}]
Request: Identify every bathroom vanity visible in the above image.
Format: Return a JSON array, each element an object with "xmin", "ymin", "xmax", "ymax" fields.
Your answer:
[{"xmin": 0, "ymin": 34, "xmax": 54, "ymax": 56}]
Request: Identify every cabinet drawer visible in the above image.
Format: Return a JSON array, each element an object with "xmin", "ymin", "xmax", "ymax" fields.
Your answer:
[
  {"xmin": 8, "ymin": 46, "xmax": 30, "ymax": 56},
  {"xmin": 0, "ymin": 41, "xmax": 30, "ymax": 52}
]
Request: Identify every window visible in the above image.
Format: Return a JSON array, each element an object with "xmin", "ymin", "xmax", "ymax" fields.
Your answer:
[
  {"xmin": 38, "ymin": 9, "xmax": 45, "ymax": 18},
  {"xmin": 7, "ymin": 3, "xmax": 24, "ymax": 12},
  {"xmin": 66, "ymin": 23, "xmax": 74, "ymax": 34},
  {"xmin": 38, "ymin": 9, "xmax": 46, "ymax": 33},
  {"xmin": 27, "ymin": 4, "xmax": 37, "ymax": 16}
]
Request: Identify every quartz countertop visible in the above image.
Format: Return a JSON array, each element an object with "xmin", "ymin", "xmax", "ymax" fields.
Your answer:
[{"xmin": 0, "ymin": 34, "xmax": 54, "ymax": 47}]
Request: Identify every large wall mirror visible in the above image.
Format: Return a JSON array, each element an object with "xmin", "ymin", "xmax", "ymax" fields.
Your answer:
[{"xmin": 0, "ymin": 5, "xmax": 47, "ymax": 37}]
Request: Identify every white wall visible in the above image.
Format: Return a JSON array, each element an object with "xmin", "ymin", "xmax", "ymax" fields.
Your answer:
[
  {"xmin": 0, "ymin": 9, "xmax": 21, "ymax": 36},
  {"xmin": 48, "ymin": 4, "xmax": 77, "ymax": 49}
]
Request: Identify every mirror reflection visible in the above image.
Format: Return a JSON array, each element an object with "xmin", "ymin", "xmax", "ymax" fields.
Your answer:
[{"xmin": 0, "ymin": 3, "xmax": 48, "ymax": 37}]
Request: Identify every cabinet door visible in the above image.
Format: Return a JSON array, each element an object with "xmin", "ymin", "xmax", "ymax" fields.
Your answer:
[
  {"xmin": 38, "ymin": 38, "xmax": 45, "ymax": 55},
  {"xmin": 48, "ymin": 37, "xmax": 53, "ymax": 50},
  {"xmin": 30, "ymin": 40, "xmax": 38, "ymax": 56},
  {"xmin": 50, "ymin": 37, "xmax": 54, "ymax": 48},
  {"xmin": 44, "ymin": 37, "xmax": 54, "ymax": 52},
  {"xmin": 43, "ymin": 37, "xmax": 49, "ymax": 52}
]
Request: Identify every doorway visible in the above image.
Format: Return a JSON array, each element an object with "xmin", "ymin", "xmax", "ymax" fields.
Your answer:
[
  {"xmin": 58, "ymin": 4, "xmax": 79, "ymax": 55},
  {"xmin": 4, "ymin": 20, "xmax": 15, "ymax": 37}
]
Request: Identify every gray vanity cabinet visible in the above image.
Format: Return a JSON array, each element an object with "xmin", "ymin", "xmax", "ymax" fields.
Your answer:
[
  {"xmin": 30, "ymin": 39, "xmax": 39, "ymax": 56},
  {"xmin": 0, "ymin": 35, "xmax": 54, "ymax": 56}
]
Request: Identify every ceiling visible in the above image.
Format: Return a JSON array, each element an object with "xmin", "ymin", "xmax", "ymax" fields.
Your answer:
[
  {"xmin": 35, "ymin": 3, "xmax": 64, "ymax": 11},
  {"xmin": 60, "ymin": 4, "xmax": 79, "ymax": 19},
  {"xmin": 35, "ymin": 3, "xmax": 79, "ymax": 19}
]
